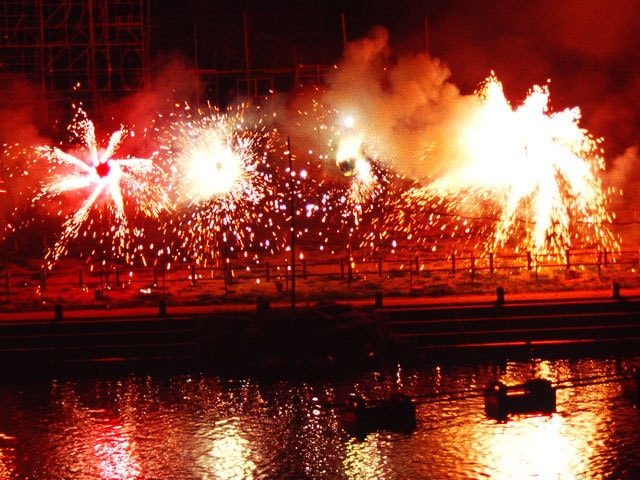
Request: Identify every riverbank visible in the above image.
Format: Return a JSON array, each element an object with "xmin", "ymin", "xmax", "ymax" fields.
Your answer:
[{"xmin": 1, "ymin": 284, "xmax": 640, "ymax": 380}]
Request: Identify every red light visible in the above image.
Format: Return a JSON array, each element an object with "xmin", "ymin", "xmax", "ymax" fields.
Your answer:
[{"xmin": 95, "ymin": 160, "xmax": 111, "ymax": 178}]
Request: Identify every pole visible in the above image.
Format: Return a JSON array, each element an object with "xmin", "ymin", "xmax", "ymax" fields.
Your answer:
[
  {"xmin": 341, "ymin": 12, "xmax": 347, "ymax": 51},
  {"xmin": 424, "ymin": 16, "xmax": 429, "ymax": 55},
  {"xmin": 243, "ymin": 11, "xmax": 251, "ymax": 100},
  {"xmin": 288, "ymin": 137, "xmax": 296, "ymax": 322}
]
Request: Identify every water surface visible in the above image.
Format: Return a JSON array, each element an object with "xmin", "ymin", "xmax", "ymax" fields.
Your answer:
[{"xmin": 0, "ymin": 355, "xmax": 638, "ymax": 479}]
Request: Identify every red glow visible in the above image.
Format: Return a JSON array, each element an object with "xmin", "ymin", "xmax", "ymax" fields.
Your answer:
[
  {"xmin": 95, "ymin": 160, "xmax": 111, "ymax": 178},
  {"xmin": 93, "ymin": 422, "xmax": 142, "ymax": 480}
]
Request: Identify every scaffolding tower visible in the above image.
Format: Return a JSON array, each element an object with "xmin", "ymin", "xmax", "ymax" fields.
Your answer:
[
  {"xmin": 0, "ymin": 0, "xmax": 150, "ymax": 105},
  {"xmin": 1, "ymin": 1, "xmax": 340, "ymax": 109}
]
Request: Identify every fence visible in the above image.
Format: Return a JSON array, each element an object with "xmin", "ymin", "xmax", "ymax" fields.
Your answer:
[{"xmin": 1, "ymin": 248, "xmax": 639, "ymax": 307}]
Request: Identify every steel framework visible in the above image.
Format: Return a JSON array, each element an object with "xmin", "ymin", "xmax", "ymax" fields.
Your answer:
[
  {"xmin": 0, "ymin": 0, "xmax": 149, "ymax": 103},
  {"xmin": 0, "ymin": 2, "xmax": 339, "ymax": 108}
]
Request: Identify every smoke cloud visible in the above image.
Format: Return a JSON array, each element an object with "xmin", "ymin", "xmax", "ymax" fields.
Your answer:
[{"xmin": 3, "ymin": 1, "xmax": 640, "ymax": 237}]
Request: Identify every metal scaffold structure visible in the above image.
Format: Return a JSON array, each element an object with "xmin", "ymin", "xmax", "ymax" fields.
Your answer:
[
  {"xmin": 0, "ymin": 0, "xmax": 149, "ymax": 105},
  {"xmin": 190, "ymin": 9, "xmax": 339, "ymax": 106},
  {"xmin": 0, "ymin": 1, "xmax": 339, "ymax": 109}
]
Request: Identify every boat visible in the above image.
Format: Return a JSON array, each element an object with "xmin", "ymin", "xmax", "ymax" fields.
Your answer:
[
  {"xmin": 342, "ymin": 392, "xmax": 416, "ymax": 435},
  {"xmin": 484, "ymin": 378, "xmax": 556, "ymax": 420}
]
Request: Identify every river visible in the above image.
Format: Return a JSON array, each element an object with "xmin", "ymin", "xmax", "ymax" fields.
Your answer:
[{"xmin": 0, "ymin": 353, "xmax": 639, "ymax": 479}]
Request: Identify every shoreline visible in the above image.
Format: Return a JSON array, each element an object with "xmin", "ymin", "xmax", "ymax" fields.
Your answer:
[{"xmin": 0, "ymin": 285, "xmax": 639, "ymax": 380}]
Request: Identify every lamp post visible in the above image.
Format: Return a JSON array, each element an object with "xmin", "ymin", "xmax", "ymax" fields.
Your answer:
[{"xmin": 287, "ymin": 137, "xmax": 296, "ymax": 323}]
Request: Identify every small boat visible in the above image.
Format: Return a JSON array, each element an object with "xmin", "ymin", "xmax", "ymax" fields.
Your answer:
[
  {"xmin": 342, "ymin": 392, "xmax": 416, "ymax": 435},
  {"xmin": 484, "ymin": 378, "xmax": 556, "ymax": 420}
]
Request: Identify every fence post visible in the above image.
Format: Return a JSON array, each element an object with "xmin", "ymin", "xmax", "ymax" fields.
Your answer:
[
  {"xmin": 340, "ymin": 258, "xmax": 345, "ymax": 279},
  {"xmin": 302, "ymin": 259, "xmax": 307, "ymax": 279},
  {"xmin": 451, "ymin": 253, "xmax": 456, "ymax": 274},
  {"xmin": 191, "ymin": 264, "xmax": 196, "ymax": 286},
  {"xmin": 613, "ymin": 281, "xmax": 621, "ymax": 299},
  {"xmin": 153, "ymin": 266, "xmax": 158, "ymax": 287},
  {"xmin": 415, "ymin": 256, "xmax": 419, "ymax": 277},
  {"xmin": 115, "ymin": 267, "xmax": 120, "ymax": 288},
  {"xmin": 266, "ymin": 262, "xmax": 270, "ymax": 282},
  {"xmin": 227, "ymin": 261, "xmax": 233, "ymax": 285},
  {"xmin": 41, "ymin": 268, "xmax": 47, "ymax": 291},
  {"xmin": 604, "ymin": 250, "xmax": 608, "ymax": 267},
  {"xmin": 496, "ymin": 286, "xmax": 505, "ymax": 305},
  {"xmin": 285, "ymin": 266, "xmax": 289, "ymax": 291},
  {"xmin": 471, "ymin": 252, "xmax": 475, "ymax": 281},
  {"xmin": 375, "ymin": 291, "xmax": 383, "ymax": 308},
  {"xmin": 54, "ymin": 304, "xmax": 63, "ymax": 321},
  {"xmin": 565, "ymin": 250, "xmax": 571, "ymax": 269},
  {"xmin": 347, "ymin": 260, "xmax": 353, "ymax": 287},
  {"xmin": 489, "ymin": 253, "xmax": 494, "ymax": 274},
  {"xmin": 527, "ymin": 252, "xmax": 532, "ymax": 271},
  {"xmin": 78, "ymin": 268, "xmax": 83, "ymax": 289}
]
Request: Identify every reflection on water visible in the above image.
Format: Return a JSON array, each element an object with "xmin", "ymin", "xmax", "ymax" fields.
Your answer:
[
  {"xmin": 0, "ymin": 355, "xmax": 638, "ymax": 479},
  {"xmin": 197, "ymin": 418, "xmax": 257, "ymax": 479}
]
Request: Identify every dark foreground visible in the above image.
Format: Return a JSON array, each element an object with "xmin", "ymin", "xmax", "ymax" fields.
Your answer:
[{"xmin": 0, "ymin": 287, "xmax": 639, "ymax": 379}]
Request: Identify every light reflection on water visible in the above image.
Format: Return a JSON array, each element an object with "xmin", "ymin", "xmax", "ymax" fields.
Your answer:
[{"xmin": 0, "ymin": 355, "xmax": 637, "ymax": 479}]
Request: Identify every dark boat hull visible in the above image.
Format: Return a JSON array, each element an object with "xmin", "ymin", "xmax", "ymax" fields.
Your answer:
[
  {"xmin": 342, "ymin": 394, "xmax": 416, "ymax": 435},
  {"xmin": 484, "ymin": 378, "xmax": 556, "ymax": 420}
]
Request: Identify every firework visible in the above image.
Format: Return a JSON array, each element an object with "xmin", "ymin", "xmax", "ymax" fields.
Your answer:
[
  {"xmin": 402, "ymin": 73, "xmax": 618, "ymax": 257},
  {"xmin": 161, "ymin": 104, "xmax": 274, "ymax": 265},
  {"xmin": 35, "ymin": 107, "xmax": 170, "ymax": 266},
  {"xmin": 335, "ymin": 131, "xmax": 378, "ymax": 213},
  {"xmin": 282, "ymin": 98, "xmax": 398, "ymax": 256}
]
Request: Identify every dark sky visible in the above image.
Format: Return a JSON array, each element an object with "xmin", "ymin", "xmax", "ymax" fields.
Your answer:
[
  {"xmin": 428, "ymin": 0, "xmax": 640, "ymax": 159},
  {"xmin": 151, "ymin": 0, "xmax": 640, "ymax": 161}
]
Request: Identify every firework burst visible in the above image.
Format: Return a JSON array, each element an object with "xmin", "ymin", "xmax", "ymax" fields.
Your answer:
[
  {"xmin": 35, "ymin": 107, "xmax": 170, "ymax": 266},
  {"xmin": 162, "ymin": 105, "xmax": 273, "ymax": 265},
  {"xmin": 402, "ymin": 74, "xmax": 618, "ymax": 257},
  {"xmin": 283, "ymin": 98, "xmax": 397, "ymax": 256}
]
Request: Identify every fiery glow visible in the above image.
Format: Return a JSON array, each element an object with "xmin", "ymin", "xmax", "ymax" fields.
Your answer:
[
  {"xmin": 161, "ymin": 105, "xmax": 273, "ymax": 264},
  {"xmin": 335, "ymin": 132, "xmax": 380, "ymax": 223},
  {"xmin": 93, "ymin": 421, "xmax": 142, "ymax": 480},
  {"xmin": 35, "ymin": 107, "xmax": 170, "ymax": 266},
  {"xmin": 0, "ymin": 70, "xmax": 622, "ymax": 270},
  {"xmin": 402, "ymin": 74, "xmax": 617, "ymax": 256}
]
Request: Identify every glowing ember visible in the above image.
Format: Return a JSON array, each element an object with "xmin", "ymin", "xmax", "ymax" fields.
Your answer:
[{"xmin": 35, "ymin": 107, "xmax": 170, "ymax": 266}]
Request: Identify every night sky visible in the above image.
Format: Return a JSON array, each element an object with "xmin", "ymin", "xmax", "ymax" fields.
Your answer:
[
  {"xmin": 149, "ymin": 0, "xmax": 640, "ymax": 160},
  {"xmin": 2, "ymin": 0, "xmax": 639, "ymax": 218}
]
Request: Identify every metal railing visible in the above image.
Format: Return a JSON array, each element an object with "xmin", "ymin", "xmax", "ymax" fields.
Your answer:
[{"xmin": 1, "ymin": 248, "xmax": 638, "ymax": 309}]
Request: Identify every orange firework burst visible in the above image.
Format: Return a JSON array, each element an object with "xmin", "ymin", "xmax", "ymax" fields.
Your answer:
[
  {"xmin": 161, "ymin": 104, "xmax": 274, "ymax": 265},
  {"xmin": 35, "ymin": 107, "xmax": 170, "ymax": 266},
  {"xmin": 403, "ymin": 73, "xmax": 618, "ymax": 257}
]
